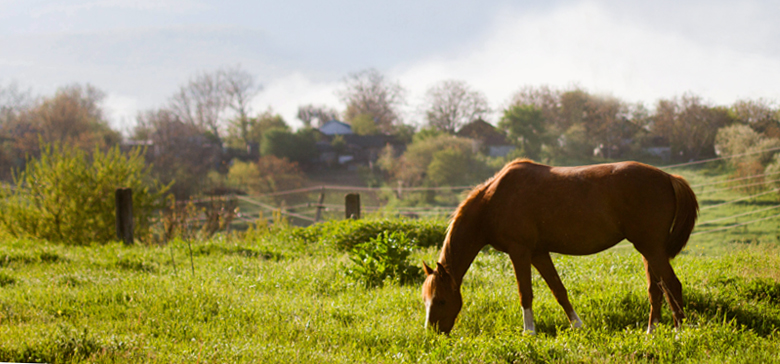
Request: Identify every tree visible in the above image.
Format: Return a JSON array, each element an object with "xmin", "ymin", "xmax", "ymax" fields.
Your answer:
[
  {"xmin": 227, "ymin": 155, "xmax": 307, "ymax": 198},
  {"xmin": 337, "ymin": 68, "xmax": 406, "ymax": 134},
  {"xmin": 0, "ymin": 81, "xmax": 34, "ymax": 180},
  {"xmin": 350, "ymin": 113, "xmax": 379, "ymax": 135},
  {"xmin": 0, "ymin": 84, "xmax": 120, "ymax": 180},
  {"xmin": 422, "ymin": 80, "xmax": 489, "ymax": 133},
  {"xmin": 226, "ymin": 109, "xmax": 289, "ymax": 153},
  {"xmin": 730, "ymin": 99, "xmax": 780, "ymax": 138},
  {"xmin": 499, "ymin": 105, "xmax": 546, "ymax": 160},
  {"xmin": 224, "ymin": 65, "xmax": 261, "ymax": 146},
  {"xmin": 261, "ymin": 128, "xmax": 318, "ymax": 166},
  {"xmin": 297, "ymin": 104, "xmax": 339, "ymax": 128},
  {"xmin": 393, "ymin": 134, "xmax": 474, "ymax": 187},
  {"xmin": 654, "ymin": 94, "xmax": 734, "ymax": 161},
  {"xmin": 134, "ymin": 108, "xmax": 219, "ymax": 198},
  {"xmin": 169, "ymin": 65, "xmax": 259, "ymax": 144}
]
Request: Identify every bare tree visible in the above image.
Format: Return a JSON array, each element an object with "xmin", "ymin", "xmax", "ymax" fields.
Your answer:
[
  {"xmin": 422, "ymin": 80, "xmax": 489, "ymax": 133},
  {"xmin": 1, "ymin": 81, "xmax": 34, "ymax": 125},
  {"xmin": 297, "ymin": 104, "xmax": 340, "ymax": 128},
  {"xmin": 223, "ymin": 66, "xmax": 261, "ymax": 145},
  {"xmin": 169, "ymin": 65, "xmax": 259, "ymax": 144},
  {"xmin": 134, "ymin": 108, "xmax": 219, "ymax": 198},
  {"xmin": 337, "ymin": 68, "xmax": 406, "ymax": 134}
]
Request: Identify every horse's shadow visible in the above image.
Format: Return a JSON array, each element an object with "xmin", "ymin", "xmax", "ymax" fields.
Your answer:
[{"xmin": 530, "ymin": 280, "xmax": 780, "ymax": 337}]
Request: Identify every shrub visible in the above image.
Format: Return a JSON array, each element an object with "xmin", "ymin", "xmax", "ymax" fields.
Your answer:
[
  {"xmin": 347, "ymin": 231, "xmax": 422, "ymax": 288},
  {"xmin": 315, "ymin": 218, "xmax": 448, "ymax": 251},
  {"xmin": 0, "ymin": 143, "xmax": 169, "ymax": 244}
]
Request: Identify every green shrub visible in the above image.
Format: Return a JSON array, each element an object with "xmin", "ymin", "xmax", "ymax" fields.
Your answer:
[
  {"xmin": 314, "ymin": 218, "xmax": 448, "ymax": 251},
  {"xmin": 0, "ymin": 143, "xmax": 169, "ymax": 244},
  {"xmin": 347, "ymin": 230, "xmax": 422, "ymax": 288}
]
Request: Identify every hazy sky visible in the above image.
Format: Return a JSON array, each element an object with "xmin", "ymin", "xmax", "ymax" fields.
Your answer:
[{"xmin": 2, "ymin": 0, "xmax": 779, "ymax": 131}]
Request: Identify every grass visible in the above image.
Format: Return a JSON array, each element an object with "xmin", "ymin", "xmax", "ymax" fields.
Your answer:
[
  {"xmin": 2, "ymin": 165, "xmax": 780, "ymax": 363},
  {"xmin": 1, "ymin": 231, "xmax": 780, "ymax": 363}
]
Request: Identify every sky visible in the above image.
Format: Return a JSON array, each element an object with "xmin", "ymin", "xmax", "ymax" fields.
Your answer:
[{"xmin": 1, "ymin": 0, "xmax": 779, "ymax": 132}]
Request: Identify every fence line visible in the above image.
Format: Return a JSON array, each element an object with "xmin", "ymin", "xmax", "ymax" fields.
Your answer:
[
  {"xmin": 692, "ymin": 211, "xmax": 780, "ymax": 236},
  {"xmin": 689, "ymin": 171, "xmax": 780, "ymax": 188},
  {"xmin": 661, "ymin": 145, "xmax": 780, "ymax": 169},
  {"xmin": 235, "ymin": 195, "xmax": 316, "ymax": 222},
  {"xmin": 697, "ymin": 204, "xmax": 780, "ymax": 226},
  {"xmin": 697, "ymin": 178, "xmax": 780, "ymax": 195},
  {"xmin": 700, "ymin": 189, "xmax": 779, "ymax": 211}
]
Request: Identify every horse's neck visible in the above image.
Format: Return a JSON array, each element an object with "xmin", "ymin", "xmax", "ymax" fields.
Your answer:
[{"xmin": 439, "ymin": 217, "xmax": 486, "ymax": 287}]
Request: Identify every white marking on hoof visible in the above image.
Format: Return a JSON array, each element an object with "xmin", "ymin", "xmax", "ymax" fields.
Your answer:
[
  {"xmin": 523, "ymin": 308, "xmax": 536, "ymax": 334},
  {"xmin": 424, "ymin": 300, "xmax": 431, "ymax": 329},
  {"xmin": 647, "ymin": 318, "xmax": 659, "ymax": 334},
  {"xmin": 569, "ymin": 311, "xmax": 583, "ymax": 329}
]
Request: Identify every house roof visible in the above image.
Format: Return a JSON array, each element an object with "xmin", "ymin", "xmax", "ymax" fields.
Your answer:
[
  {"xmin": 319, "ymin": 120, "xmax": 353, "ymax": 135},
  {"xmin": 456, "ymin": 119, "xmax": 512, "ymax": 146}
]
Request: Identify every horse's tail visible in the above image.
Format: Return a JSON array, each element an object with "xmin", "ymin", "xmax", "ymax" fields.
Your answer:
[{"xmin": 666, "ymin": 174, "xmax": 699, "ymax": 259}]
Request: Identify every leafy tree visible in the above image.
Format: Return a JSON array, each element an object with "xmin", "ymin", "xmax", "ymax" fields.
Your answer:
[
  {"xmin": 0, "ymin": 143, "xmax": 168, "ymax": 244},
  {"xmin": 350, "ymin": 113, "xmax": 379, "ymax": 135},
  {"xmin": 393, "ymin": 134, "xmax": 474, "ymax": 187},
  {"xmin": 426, "ymin": 147, "xmax": 473, "ymax": 186},
  {"xmin": 227, "ymin": 155, "xmax": 307, "ymax": 198},
  {"xmin": 338, "ymin": 68, "xmax": 406, "ymax": 134},
  {"xmin": 654, "ymin": 94, "xmax": 734, "ymax": 161},
  {"xmin": 226, "ymin": 109, "xmax": 289, "ymax": 152},
  {"xmin": 730, "ymin": 99, "xmax": 780, "ymax": 138},
  {"xmin": 499, "ymin": 104, "xmax": 546, "ymax": 160},
  {"xmin": 422, "ymin": 80, "xmax": 489, "ymax": 133},
  {"xmin": 1, "ymin": 84, "xmax": 120, "ymax": 180},
  {"xmin": 261, "ymin": 127, "xmax": 317, "ymax": 166}
]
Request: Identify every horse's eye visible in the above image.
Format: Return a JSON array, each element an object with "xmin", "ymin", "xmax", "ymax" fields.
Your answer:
[{"xmin": 436, "ymin": 299, "xmax": 446, "ymax": 306}]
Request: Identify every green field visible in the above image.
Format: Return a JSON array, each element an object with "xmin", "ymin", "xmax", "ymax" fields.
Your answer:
[{"xmin": 2, "ymin": 167, "xmax": 780, "ymax": 363}]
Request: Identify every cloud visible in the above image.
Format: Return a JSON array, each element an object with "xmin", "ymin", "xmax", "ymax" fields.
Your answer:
[
  {"xmin": 253, "ymin": 72, "xmax": 342, "ymax": 129},
  {"xmin": 256, "ymin": 1, "xmax": 780, "ymax": 129},
  {"xmin": 393, "ymin": 1, "xmax": 780, "ymax": 118}
]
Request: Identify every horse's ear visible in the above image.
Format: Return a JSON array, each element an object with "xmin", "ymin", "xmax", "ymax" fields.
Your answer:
[
  {"xmin": 423, "ymin": 261, "xmax": 434, "ymax": 276},
  {"xmin": 436, "ymin": 262, "xmax": 450, "ymax": 277}
]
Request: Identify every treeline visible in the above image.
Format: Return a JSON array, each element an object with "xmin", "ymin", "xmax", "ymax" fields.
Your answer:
[{"xmin": 3, "ymin": 67, "xmax": 780, "ymax": 199}]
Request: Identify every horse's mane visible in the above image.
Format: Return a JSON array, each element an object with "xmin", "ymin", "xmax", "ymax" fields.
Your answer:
[{"xmin": 444, "ymin": 158, "xmax": 536, "ymax": 242}]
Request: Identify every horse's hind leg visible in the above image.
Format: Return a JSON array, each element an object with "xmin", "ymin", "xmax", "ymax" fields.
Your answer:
[
  {"xmin": 642, "ymin": 256, "xmax": 664, "ymax": 333},
  {"xmin": 532, "ymin": 252, "xmax": 583, "ymax": 329},
  {"xmin": 642, "ymin": 253, "xmax": 685, "ymax": 330}
]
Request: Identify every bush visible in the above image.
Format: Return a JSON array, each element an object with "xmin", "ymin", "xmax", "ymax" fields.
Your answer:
[
  {"xmin": 0, "ymin": 143, "xmax": 169, "ymax": 244},
  {"xmin": 347, "ymin": 231, "xmax": 422, "ymax": 288},
  {"xmin": 314, "ymin": 218, "xmax": 448, "ymax": 251}
]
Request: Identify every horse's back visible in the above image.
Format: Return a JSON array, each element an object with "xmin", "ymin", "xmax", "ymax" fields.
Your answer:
[{"xmin": 483, "ymin": 160, "xmax": 678, "ymax": 255}]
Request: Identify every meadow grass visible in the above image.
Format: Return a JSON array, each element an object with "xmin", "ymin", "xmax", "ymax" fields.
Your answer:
[
  {"xmin": 1, "ymin": 231, "xmax": 779, "ymax": 363},
  {"xmin": 2, "ymin": 166, "xmax": 780, "ymax": 363}
]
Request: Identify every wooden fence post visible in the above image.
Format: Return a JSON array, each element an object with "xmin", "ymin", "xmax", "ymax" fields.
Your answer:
[
  {"xmin": 115, "ymin": 187, "xmax": 134, "ymax": 245},
  {"xmin": 345, "ymin": 193, "xmax": 360, "ymax": 220},
  {"xmin": 315, "ymin": 187, "xmax": 326, "ymax": 222}
]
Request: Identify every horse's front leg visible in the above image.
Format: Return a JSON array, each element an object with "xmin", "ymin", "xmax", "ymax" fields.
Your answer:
[
  {"xmin": 532, "ymin": 252, "xmax": 583, "ymax": 329},
  {"xmin": 509, "ymin": 251, "xmax": 535, "ymax": 334}
]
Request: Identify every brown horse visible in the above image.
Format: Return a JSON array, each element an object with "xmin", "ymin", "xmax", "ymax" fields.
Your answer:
[{"xmin": 422, "ymin": 159, "xmax": 698, "ymax": 334}]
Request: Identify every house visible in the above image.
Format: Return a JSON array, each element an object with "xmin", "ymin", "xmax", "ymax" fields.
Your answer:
[
  {"xmin": 318, "ymin": 120, "xmax": 354, "ymax": 136},
  {"xmin": 315, "ymin": 120, "xmax": 405, "ymax": 168},
  {"xmin": 456, "ymin": 119, "xmax": 516, "ymax": 157}
]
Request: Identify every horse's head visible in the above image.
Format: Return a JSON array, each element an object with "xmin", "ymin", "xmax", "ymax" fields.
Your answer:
[{"xmin": 421, "ymin": 261, "xmax": 462, "ymax": 334}]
